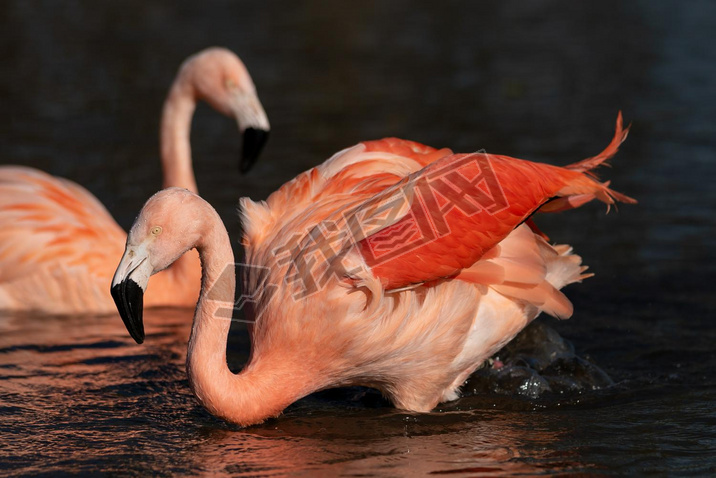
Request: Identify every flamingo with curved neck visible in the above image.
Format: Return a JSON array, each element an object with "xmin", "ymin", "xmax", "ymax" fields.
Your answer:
[
  {"xmin": 160, "ymin": 47, "xmax": 270, "ymax": 189},
  {"xmin": 112, "ymin": 116, "xmax": 635, "ymax": 426},
  {"xmin": 113, "ymin": 189, "xmax": 303, "ymax": 424},
  {"xmin": 0, "ymin": 47, "xmax": 269, "ymax": 315}
]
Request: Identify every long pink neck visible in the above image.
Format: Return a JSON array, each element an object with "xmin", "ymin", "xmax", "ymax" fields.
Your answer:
[
  {"xmin": 160, "ymin": 81, "xmax": 198, "ymax": 193},
  {"xmin": 186, "ymin": 213, "xmax": 309, "ymax": 426},
  {"xmin": 150, "ymin": 77, "xmax": 201, "ymax": 305}
]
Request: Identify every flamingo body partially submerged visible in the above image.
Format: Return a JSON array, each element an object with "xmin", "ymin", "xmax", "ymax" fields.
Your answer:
[
  {"xmin": 112, "ymin": 115, "xmax": 635, "ymax": 426},
  {"xmin": 0, "ymin": 47, "xmax": 269, "ymax": 315}
]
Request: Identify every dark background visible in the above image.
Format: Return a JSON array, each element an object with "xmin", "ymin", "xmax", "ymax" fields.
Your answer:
[{"xmin": 1, "ymin": 1, "xmax": 715, "ymax": 475}]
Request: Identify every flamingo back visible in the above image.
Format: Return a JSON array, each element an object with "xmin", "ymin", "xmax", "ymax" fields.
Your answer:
[{"xmin": 0, "ymin": 166, "xmax": 126, "ymax": 313}]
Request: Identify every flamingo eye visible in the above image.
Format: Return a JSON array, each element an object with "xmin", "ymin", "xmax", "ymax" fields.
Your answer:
[{"xmin": 150, "ymin": 226, "xmax": 163, "ymax": 236}]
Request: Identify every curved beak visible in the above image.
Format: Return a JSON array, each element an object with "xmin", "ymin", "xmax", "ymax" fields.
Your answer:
[
  {"xmin": 110, "ymin": 247, "xmax": 153, "ymax": 344},
  {"xmin": 230, "ymin": 89, "xmax": 270, "ymax": 173},
  {"xmin": 241, "ymin": 127, "xmax": 269, "ymax": 173}
]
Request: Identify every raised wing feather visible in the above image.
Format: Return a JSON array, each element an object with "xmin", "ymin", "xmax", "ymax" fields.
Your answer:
[{"xmin": 349, "ymin": 116, "xmax": 633, "ymax": 290}]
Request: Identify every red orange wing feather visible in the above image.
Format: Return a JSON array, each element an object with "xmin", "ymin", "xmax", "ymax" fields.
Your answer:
[{"xmin": 351, "ymin": 116, "xmax": 634, "ymax": 290}]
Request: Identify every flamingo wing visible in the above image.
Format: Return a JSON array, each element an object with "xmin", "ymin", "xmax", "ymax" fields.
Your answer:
[
  {"xmin": 347, "ymin": 115, "xmax": 634, "ymax": 290},
  {"xmin": 0, "ymin": 166, "xmax": 126, "ymax": 313},
  {"xmin": 241, "ymin": 138, "xmax": 454, "ymax": 247}
]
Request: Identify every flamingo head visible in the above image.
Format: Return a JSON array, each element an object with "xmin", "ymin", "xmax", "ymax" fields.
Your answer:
[
  {"xmin": 179, "ymin": 47, "xmax": 270, "ymax": 173},
  {"xmin": 111, "ymin": 188, "xmax": 210, "ymax": 343}
]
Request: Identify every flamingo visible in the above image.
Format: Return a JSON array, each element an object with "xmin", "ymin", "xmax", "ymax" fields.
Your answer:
[
  {"xmin": 0, "ymin": 47, "xmax": 270, "ymax": 315},
  {"xmin": 111, "ymin": 114, "xmax": 635, "ymax": 426}
]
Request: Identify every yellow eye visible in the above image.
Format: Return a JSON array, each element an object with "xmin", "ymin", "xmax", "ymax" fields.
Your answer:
[{"xmin": 150, "ymin": 226, "xmax": 162, "ymax": 236}]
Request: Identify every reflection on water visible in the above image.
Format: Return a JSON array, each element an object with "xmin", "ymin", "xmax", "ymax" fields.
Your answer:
[
  {"xmin": 2, "ymin": 0, "xmax": 715, "ymax": 475},
  {"xmin": 193, "ymin": 415, "xmax": 572, "ymax": 477},
  {"xmin": 0, "ymin": 310, "xmax": 585, "ymax": 476},
  {"xmin": 1, "ymin": 307, "xmax": 714, "ymax": 476}
]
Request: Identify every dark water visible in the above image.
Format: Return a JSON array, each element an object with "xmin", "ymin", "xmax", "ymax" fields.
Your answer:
[{"xmin": 2, "ymin": 1, "xmax": 715, "ymax": 475}]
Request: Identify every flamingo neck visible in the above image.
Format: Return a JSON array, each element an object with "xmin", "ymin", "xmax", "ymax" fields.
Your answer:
[
  {"xmin": 160, "ymin": 81, "xmax": 198, "ymax": 193},
  {"xmin": 186, "ymin": 216, "xmax": 307, "ymax": 426}
]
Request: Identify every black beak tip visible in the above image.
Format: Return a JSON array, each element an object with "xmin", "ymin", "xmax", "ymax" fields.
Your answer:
[
  {"xmin": 240, "ymin": 127, "xmax": 270, "ymax": 173},
  {"xmin": 111, "ymin": 279, "xmax": 145, "ymax": 344}
]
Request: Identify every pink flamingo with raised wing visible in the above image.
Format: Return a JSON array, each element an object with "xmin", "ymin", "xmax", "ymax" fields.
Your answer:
[
  {"xmin": 0, "ymin": 47, "xmax": 269, "ymax": 315},
  {"xmin": 112, "ymin": 114, "xmax": 634, "ymax": 426}
]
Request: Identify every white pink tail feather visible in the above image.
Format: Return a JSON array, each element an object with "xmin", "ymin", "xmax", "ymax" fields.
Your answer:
[{"xmin": 456, "ymin": 225, "xmax": 589, "ymax": 320}]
